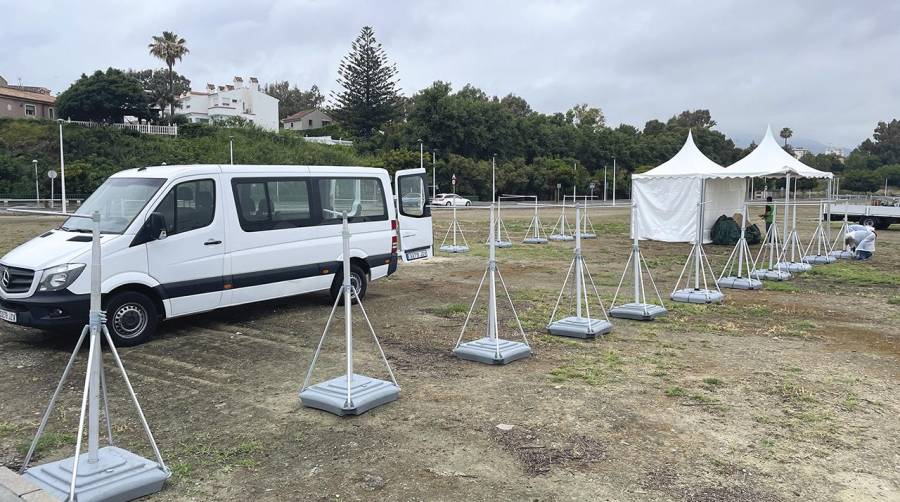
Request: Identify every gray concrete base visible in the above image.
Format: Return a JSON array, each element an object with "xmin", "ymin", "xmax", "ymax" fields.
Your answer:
[
  {"xmin": 523, "ymin": 237, "xmax": 548, "ymax": 244},
  {"xmin": 609, "ymin": 303, "xmax": 667, "ymax": 321},
  {"xmin": 548, "ymin": 234, "xmax": 574, "ymax": 241},
  {"xmin": 777, "ymin": 261, "xmax": 812, "ymax": 273},
  {"xmin": 453, "ymin": 337, "xmax": 531, "ymax": 365},
  {"xmin": 671, "ymin": 288, "xmax": 724, "ymax": 304},
  {"xmin": 750, "ymin": 268, "xmax": 793, "ymax": 281},
  {"xmin": 803, "ymin": 254, "xmax": 836, "ymax": 265},
  {"xmin": 547, "ymin": 316, "xmax": 612, "ymax": 339},
  {"xmin": 493, "ymin": 240, "xmax": 513, "ymax": 248},
  {"xmin": 717, "ymin": 276, "xmax": 763, "ymax": 290},
  {"xmin": 581, "ymin": 233, "xmax": 598, "ymax": 239},
  {"xmin": 300, "ymin": 374, "xmax": 399, "ymax": 416},
  {"xmin": 830, "ymin": 250, "xmax": 854, "ymax": 259},
  {"xmin": 440, "ymin": 244, "xmax": 470, "ymax": 253},
  {"xmin": 23, "ymin": 446, "xmax": 168, "ymax": 502}
]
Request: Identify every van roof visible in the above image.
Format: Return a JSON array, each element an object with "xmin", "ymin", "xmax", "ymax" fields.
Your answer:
[{"xmin": 110, "ymin": 164, "xmax": 390, "ymax": 179}]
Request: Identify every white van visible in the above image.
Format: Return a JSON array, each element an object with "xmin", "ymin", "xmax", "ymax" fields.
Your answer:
[{"xmin": 0, "ymin": 165, "xmax": 432, "ymax": 345}]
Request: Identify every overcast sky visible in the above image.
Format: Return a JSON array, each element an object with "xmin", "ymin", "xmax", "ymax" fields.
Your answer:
[{"xmin": 3, "ymin": 0, "xmax": 898, "ymax": 148}]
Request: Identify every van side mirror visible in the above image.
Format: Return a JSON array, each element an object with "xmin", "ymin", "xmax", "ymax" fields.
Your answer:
[{"xmin": 147, "ymin": 212, "xmax": 168, "ymax": 241}]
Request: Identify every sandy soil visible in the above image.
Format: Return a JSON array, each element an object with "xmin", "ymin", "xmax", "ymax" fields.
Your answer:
[{"xmin": 0, "ymin": 207, "xmax": 898, "ymax": 501}]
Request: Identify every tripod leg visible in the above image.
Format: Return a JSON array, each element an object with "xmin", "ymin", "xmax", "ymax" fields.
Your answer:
[
  {"xmin": 19, "ymin": 325, "xmax": 89, "ymax": 474},
  {"xmin": 100, "ymin": 360, "xmax": 114, "ymax": 446},
  {"xmin": 101, "ymin": 326, "xmax": 167, "ymax": 471}
]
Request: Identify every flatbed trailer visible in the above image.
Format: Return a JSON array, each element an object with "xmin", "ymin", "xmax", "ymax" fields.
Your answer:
[{"xmin": 828, "ymin": 201, "xmax": 900, "ymax": 229}]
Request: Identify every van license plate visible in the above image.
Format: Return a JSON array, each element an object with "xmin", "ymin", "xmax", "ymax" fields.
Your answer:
[
  {"xmin": 0, "ymin": 309, "xmax": 17, "ymax": 323},
  {"xmin": 406, "ymin": 249, "xmax": 429, "ymax": 261}
]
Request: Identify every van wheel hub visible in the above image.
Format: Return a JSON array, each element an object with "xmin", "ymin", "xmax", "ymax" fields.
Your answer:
[{"xmin": 113, "ymin": 303, "xmax": 148, "ymax": 339}]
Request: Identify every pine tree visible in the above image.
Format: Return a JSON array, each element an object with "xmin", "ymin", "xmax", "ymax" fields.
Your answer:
[{"xmin": 331, "ymin": 26, "xmax": 400, "ymax": 137}]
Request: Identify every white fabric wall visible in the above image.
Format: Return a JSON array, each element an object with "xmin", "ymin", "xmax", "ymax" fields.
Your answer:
[{"xmin": 633, "ymin": 177, "xmax": 746, "ymax": 243}]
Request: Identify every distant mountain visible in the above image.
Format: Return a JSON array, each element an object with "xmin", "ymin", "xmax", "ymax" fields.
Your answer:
[{"xmin": 728, "ymin": 132, "xmax": 854, "ymax": 155}]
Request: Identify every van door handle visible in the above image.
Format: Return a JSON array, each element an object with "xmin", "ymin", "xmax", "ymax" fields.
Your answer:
[{"xmin": 204, "ymin": 239, "xmax": 222, "ymax": 246}]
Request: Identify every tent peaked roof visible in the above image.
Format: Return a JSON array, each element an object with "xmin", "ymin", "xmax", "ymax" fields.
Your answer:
[
  {"xmin": 633, "ymin": 130, "xmax": 725, "ymax": 179},
  {"xmin": 723, "ymin": 126, "xmax": 832, "ymax": 179}
]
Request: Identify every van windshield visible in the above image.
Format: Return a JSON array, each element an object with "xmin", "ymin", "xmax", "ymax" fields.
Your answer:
[{"xmin": 61, "ymin": 177, "xmax": 166, "ymax": 234}]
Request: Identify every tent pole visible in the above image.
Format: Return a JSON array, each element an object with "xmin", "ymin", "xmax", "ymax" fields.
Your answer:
[
  {"xmin": 633, "ymin": 203, "xmax": 641, "ymax": 304},
  {"xmin": 694, "ymin": 179, "xmax": 704, "ymax": 290},
  {"xmin": 826, "ymin": 178, "xmax": 833, "ymax": 243},
  {"xmin": 782, "ymin": 174, "xmax": 791, "ymax": 263},
  {"xmin": 575, "ymin": 204, "xmax": 582, "ymax": 318}
]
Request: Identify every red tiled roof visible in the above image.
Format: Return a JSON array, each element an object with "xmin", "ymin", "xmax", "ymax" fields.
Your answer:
[{"xmin": 0, "ymin": 86, "xmax": 55, "ymax": 105}]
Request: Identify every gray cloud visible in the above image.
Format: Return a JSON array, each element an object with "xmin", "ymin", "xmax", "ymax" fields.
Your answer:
[{"xmin": 2, "ymin": 0, "xmax": 898, "ymax": 147}]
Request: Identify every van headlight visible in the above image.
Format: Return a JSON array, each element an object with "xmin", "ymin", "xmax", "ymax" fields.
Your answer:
[{"xmin": 38, "ymin": 264, "xmax": 86, "ymax": 292}]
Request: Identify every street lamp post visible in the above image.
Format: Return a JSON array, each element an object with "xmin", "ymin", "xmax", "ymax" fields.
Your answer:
[
  {"xmin": 603, "ymin": 165, "xmax": 608, "ymax": 202},
  {"xmin": 612, "ymin": 156, "xmax": 617, "ymax": 207},
  {"xmin": 32, "ymin": 160, "xmax": 39, "ymax": 205},
  {"xmin": 57, "ymin": 120, "xmax": 67, "ymax": 213},
  {"xmin": 229, "ymin": 136, "xmax": 234, "ymax": 165},
  {"xmin": 432, "ymin": 151, "xmax": 437, "ymax": 200}
]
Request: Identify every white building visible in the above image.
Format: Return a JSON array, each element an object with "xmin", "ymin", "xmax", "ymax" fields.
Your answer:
[
  {"xmin": 792, "ymin": 147, "xmax": 810, "ymax": 159},
  {"xmin": 176, "ymin": 77, "xmax": 279, "ymax": 131},
  {"xmin": 282, "ymin": 109, "xmax": 333, "ymax": 130},
  {"xmin": 825, "ymin": 146, "xmax": 844, "ymax": 158}
]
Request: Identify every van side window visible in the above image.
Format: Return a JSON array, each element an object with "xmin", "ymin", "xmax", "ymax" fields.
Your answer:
[
  {"xmin": 154, "ymin": 179, "xmax": 216, "ymax": 235},
  {"xmin": 233, "ymin": 178, "xmax": 313, "ymax": 231},
  {"xmin": 318, "ymin": 177, "xmax": 387, "ymax": 223}
]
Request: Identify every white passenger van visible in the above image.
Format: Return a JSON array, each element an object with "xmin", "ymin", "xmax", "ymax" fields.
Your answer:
[{"xmin": 0, "ymin": 165, "xmax": 432, "ymax": 345}]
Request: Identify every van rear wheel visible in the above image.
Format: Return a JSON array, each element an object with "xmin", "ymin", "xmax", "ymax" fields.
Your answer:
[
  {"xmin": 330, "ymin": 263, "xmax": 368, "ymax": 304},
  {"xmin": 105, "ymin": 291, "xmax": 158, "ymax": 346}
]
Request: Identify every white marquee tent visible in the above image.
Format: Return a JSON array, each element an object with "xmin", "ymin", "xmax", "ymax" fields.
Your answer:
[
  {"xmin": 724, "ymin": 126, "xmax": 834, "ymax": 180},
  {"xmin": 632, "ymin": 131, "xmax": 745, "ymax": 243}
]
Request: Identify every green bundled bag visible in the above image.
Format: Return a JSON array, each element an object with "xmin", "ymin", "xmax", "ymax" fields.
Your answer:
[
  {"xmin": 745, "ymin": 223, "xmax": 762, "ymax": 245},
  {"xmin": 711, "ymin": 215, "xmax": 741, "ymax": 245}
]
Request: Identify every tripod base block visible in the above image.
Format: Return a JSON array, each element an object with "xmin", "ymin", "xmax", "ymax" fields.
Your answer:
[
  {"xmin": 803, "ymin": 255, "xmax": 836, "ymax": 265},
  {"xmin": 830, "ymin": 250, "xmax": 854, "ymax": 259},
  {"xmin": 523, "ymin": 237, "xmax": 548, "ymax": 244},
  {"xmin": 717, "ymin": 276, "xmax": 763, "ymax": 290},
  {"xmin": 547, "ymin": 316, "xmax": 612, "ymax": 339},
  {"xmin": 609, "ymin": 303, "xmax": 667, "ymax": 321},
  {"xmin": 777, "ymin": 261, "xmax": 812, "ymax": 273},
  {"xmin": 440, "ymin": 244, "xmax": 470, "ymax": 253},
  {"xmin": 671, "ymin": 288, "xmax": 724, "ymax": 304},
  {"xmin": 454, "ymin": 337, "xmax": 531, "ymax": 365},
  {"xmin": 580, "ymin": 233, "xmax": 597, "ymax": 239},
  {"xmin": 548, "ymin": 234, "xmax": 574, "ymax": 242},
  {"xmin": 492, "ymin": 240, "xmax": 513, "ymax": 248},
  {"xmin": 300, "ymin": 374, "xmax": 399, "ymax": 416},
  {"xmin": 23, "ymin": 446, "xmax": 168, "ymax": 502},
  {"xmin": 750, "ymin": 269, "xmax": 793, "ymax": 281}
]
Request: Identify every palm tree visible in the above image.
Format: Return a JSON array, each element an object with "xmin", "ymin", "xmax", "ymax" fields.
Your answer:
[
  {"xmin": 148, "ymin": 31, "xmax": 189, "ymax": 123},
  {"xmin": 780, "ymin": 127, "xmax": 793, "ymax": 147}
]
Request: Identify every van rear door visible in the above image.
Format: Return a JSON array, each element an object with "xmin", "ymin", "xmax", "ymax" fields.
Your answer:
[{"xmin": 394, "ymin": 168, "xmax": 433, "ymax": 262}]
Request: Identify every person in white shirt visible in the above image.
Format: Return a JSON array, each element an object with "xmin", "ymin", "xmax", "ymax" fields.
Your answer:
[{"xmin": 845, "ymin": 225, "xmax": 877, "ymax": 260}]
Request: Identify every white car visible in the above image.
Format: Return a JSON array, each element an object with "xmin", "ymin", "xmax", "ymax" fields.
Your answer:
[
  {"xmin": 0, "ymin": 164, "xmax": 433, "ymax": 345},
  {"xmin": 431, "ymin": 193, "xmax": 471, "ymax": 206}
]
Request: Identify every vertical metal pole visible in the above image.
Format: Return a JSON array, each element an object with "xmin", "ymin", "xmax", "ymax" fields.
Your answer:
[
  {"xmin": 791, "ymin": 180, "xmax": 799, "ymax": 262},
  {"xmin": 603, "ymin": 166, "xmax": 608, "ymax": 202},
  {"xmin": 533, "ymin": 198, "xmax": 540, "ymax": 238},
  {"xmin": 342, "ymin": 213, "xmax": 353, "ymax": 408},
  {"xmin": 432, "ymin": 151, "xmax": 436, "ymax": 200},
  {"xmin": 33, "ymin": 160, "xmax": 39, "ymax": 204},
  {"xmin": 575, "ymin": 205, "xmax": 582, "ymax": 318},
  {"xmin": 452, "ymin": 179, "xmax": 457, "ymax": 247},
  {"xmin": 694, "ymin": 180, "xmax": 703, "ymax": 289},
  {"xmin": 419, "ymin": 140, "xmax": 423, "ymax": 172},
  {"xmin": 633, "ymin": 203, "xmax": 641, "ymax": 304},
  {"xmin": 50, "ymin": 177, "xmax": 55, "ymax": 209},
  {"xmin": 826, "ymin": 178, "xmax": 833, "ymax": 243},
  {"xmin": 782, "ymin": 174, "xmax": 791, "ymax": 262},
  {"xmin": 488, "ymin": 205, "xmax": 499, "ymax": 357},
  {"xmin": 59, "ymin": 121, "xmax": 67, "ymax": 214},
  {"xmin": 88, "ymin": 211, "xmax": 102, "ymax": 462},
  {"xmin": 229, "ymin": 137, "xmax": 234, "ymax": 165},
  {"xmin": 738, "ymin": 201, "xmax": 746, "ymax": 277},
  {"xmin": 612, "ymin": 157, "xmax": 617, "ymax": 207}
]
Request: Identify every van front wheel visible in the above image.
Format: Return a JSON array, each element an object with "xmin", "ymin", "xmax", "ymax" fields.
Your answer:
[
  {"xmin": 105, "ymin": 291, "xmax": 158, "ymax": 346},
  {"xmin": 330, "ymin": 263, "xmax": 368, "ymax": 304}
]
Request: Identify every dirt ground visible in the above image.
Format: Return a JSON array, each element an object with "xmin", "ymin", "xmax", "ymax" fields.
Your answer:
[{"xmin": 0, "ymin": 206, "xmax": 898, "ymax": 501}]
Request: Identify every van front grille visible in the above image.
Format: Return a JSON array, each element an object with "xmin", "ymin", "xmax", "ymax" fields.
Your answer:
[{"xmin": 0, "ymin": 265, "xmax": 34, "ymax": 294}]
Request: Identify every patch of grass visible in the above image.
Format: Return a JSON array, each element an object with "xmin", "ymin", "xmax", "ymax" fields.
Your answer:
[
  {"xmin": 809, "ymin": 261, "xmax": 900, "ymax": 286},
  {"xmin": 172, "ymin": 436, "xmax": 263, "ymax": 473},
  {"xmin": 888, "ymin": 296, "xmax": 900, "ymax": 305},
  {"xmin": 170, "ymin": 462, "xmax": 194, "ymax": 480},
  {"xmin": 665, "ymin": 386, "xmax": 686, "ymax": 397},
  {"xmin": 538, "ymin": 334, "xmax": 582, "ymax": 348},
  {"xmin": 0, "ymin": 422, "xmax": 19, "ymax": 439},
  {"xmin": 549, "ymin": 351, "xmax": 624, "ymax": 386},
  {"xmin": 759, "ymin": 438, "xmax": 775, "ymax": 449},
  {"xmin": 764, "ymin": 281, "xmax": 800, "ymax": 292},
  {"xmin": 17, "ymin": 431, "xmax": 76, "ymax": 458},
  {"xmin": 842, "ymin": 391, "xmax": 860, "ymax": 412},
  {"xmin": 689, "ymin": 393, "xmax": 716, "ymax": 404},
  {"xmin": 776, "ymin": 379, "xmax": 817, "ymax": 404},
  {"xmin": 429, "ymin": 303, "xmax": 470, "ymax": 317},
  {"xmin": 703, "ymin": 377, "xmax": 723, "ymax": 387}
]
